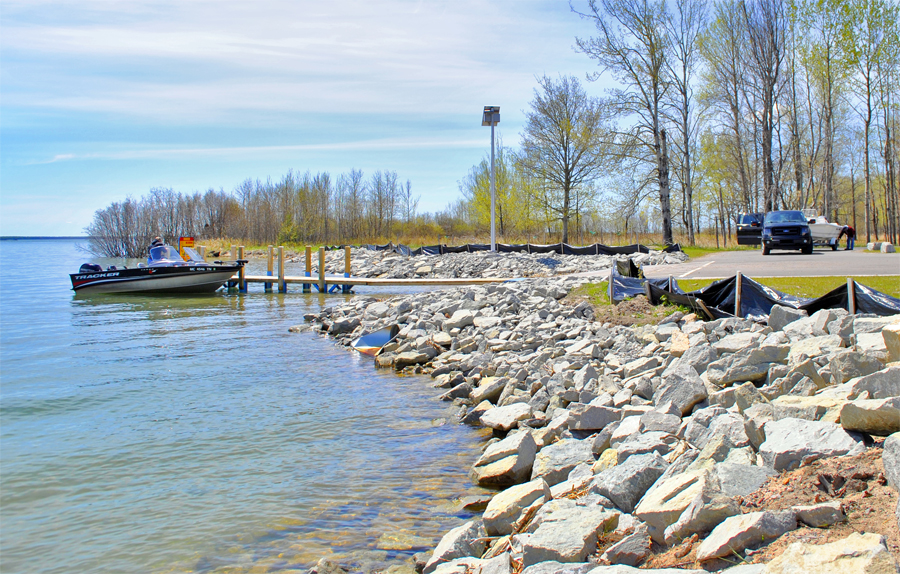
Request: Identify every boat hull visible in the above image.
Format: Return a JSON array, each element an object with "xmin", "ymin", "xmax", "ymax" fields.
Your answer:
[{"xmin": 70, "ymin": 265, "xmax": 241, "ymax": 294}]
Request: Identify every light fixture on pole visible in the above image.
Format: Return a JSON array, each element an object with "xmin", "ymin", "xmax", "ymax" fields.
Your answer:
[{"xmin": 482, "ymin": 106, "xmax": 500, "ymax": 252}]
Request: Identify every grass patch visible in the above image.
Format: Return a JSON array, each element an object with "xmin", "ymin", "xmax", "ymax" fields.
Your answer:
[{"xmin": 566, "ymin": 274, "xmax": 900, "ymax": 326}]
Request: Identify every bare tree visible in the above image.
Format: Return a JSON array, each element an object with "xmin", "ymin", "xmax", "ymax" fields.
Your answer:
[
  {"xmin": 573, "ymin": 0, "xmax": 676, "ymax": 244},
  {"xmin": 741, "ymin": 0, "xmax": 786, "ymax": 213},
  {"xmin": 665, "ymin": 0, "xmax": 708, "ymax": 244},
  {"xmin": 518, "ymin": 75, "xmax": 608, "ymax": 244}
]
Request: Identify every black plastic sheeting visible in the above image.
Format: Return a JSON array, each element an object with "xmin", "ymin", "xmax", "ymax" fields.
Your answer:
[
  {"xmin": 327, "ymin": 241, "xmax": 679, "ymax": 257},
  {"xmin": 611, "ymin": 267, "xmax": 900, "ymax": 321}
]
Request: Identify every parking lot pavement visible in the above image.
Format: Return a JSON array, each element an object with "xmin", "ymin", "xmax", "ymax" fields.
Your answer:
[{"xmin": 641, "ymin": 247, "xmax": 900, "ymax": 279}]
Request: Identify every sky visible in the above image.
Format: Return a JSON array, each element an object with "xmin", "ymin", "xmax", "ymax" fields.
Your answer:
[{"xmin": 1, "ymin": 0, "xmax": 612, "ymax": 236}]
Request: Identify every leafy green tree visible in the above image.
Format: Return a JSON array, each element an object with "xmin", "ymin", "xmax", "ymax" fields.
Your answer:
[
  {"xmin": 573, "ymin": 0, "xmax": 676, "ymax": 245},
  {"xmin": 518, "ymin": 75, "xmax": 608, "ymax": 244}
]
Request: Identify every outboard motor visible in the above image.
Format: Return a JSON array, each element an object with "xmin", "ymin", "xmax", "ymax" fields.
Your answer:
[{"xmin": 79, "ymin": 263, "xmax": 103, "ymax": 273}]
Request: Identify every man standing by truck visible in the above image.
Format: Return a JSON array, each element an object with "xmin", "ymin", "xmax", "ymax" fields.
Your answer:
[{"xmin": 838, "ymin": 225, "xmax": 856, "ymax": 250}]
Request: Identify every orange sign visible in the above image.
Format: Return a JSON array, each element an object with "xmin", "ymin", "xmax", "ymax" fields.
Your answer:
[{"xmin": 179, "ymin": 237, "xmax": 195, "ymax": 260}]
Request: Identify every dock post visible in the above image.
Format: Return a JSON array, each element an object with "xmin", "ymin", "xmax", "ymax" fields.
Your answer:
[
  {"xmin": 265, "ymin": 245, "xmax": 273, "ymax": 292},
  {"xmin": 318, "ymin": 247, "xmax": 326, "ymax": 293},
  {"xmin": 238, "ymin": 246, "xmax": 247, "ymax": 292},
  {"xmin": 343, "ymin": 246, "xmax": 351, "ymax": 293},
  {"xmin": 303, "ymin": 246, "xmax": 312, "ymax": 293},
  {"xmin": 735, "ymin": 271, "xmax": 742, "ymax": 318},
  {"xmin": 847, "ymin": 278, "xmax": 856, "ymax": 314},
  {"xmin": 278, "ymin": 246, "xmax": 286, "ymax": 292},
  {"xmin": 231, "ymin": 244, "xmax": 236, "ymax": 261}
]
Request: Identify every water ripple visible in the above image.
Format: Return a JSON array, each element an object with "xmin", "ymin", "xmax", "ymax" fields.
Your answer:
[{"xmin": 0, "ymin": 240, "xmax": 490, "ymax": 574}]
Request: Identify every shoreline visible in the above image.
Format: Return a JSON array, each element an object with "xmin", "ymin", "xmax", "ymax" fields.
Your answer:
[{"xmin": 293, "ymin": 267, "xmax": 900, "ymax": 573}]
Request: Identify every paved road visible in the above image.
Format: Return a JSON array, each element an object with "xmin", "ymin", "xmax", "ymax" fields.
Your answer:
[{"xmin": 641, "ymin": 247, "xmax": 900, "ymax": 279}]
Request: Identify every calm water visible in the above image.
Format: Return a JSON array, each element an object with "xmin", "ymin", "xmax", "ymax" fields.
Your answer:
[{"xmin": 0, "ymin": 239, "xmax": 488, "ymax": 574}]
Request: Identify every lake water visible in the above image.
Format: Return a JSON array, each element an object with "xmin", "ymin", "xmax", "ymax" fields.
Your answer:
[{"xmin": 0, "ymin": 239, "xmax": 489, "ymax": 574}]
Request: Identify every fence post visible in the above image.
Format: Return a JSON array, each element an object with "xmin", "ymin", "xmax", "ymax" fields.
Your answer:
[
  {"xmin": 318, "ymin": 247, "xmax": 326, "ymax": 293},
  {"xmin": 265, "ymin": 245, "xmax": 273, "ymax": 292},
  {"xmin": 278, "ymin": 246, "xmax": 285, "ymax": 292},
  {"xmin": 237, "ymin": 246, "xmax": 246, "ymax": 293},
  {"xmin": 847, "ymin": 278, "xmax": 856, "ymax": 314},
  {"xmin": 303, "ymin": 246, "xmax": 312, "ymax": 293},
  {"xmin": 199, "ymin": 245, "xmax": 206, "ymax": 260},
  {"xmin": 735, "ymin": 271, "xmax": 742, "ymax": 318},
  {"xmin": 668, "ymin": 275, "xmax": 674, "ymax": 293},
  {"xmin": 343, "ymin": 246, "xmax": 351, "ymax": 294}
]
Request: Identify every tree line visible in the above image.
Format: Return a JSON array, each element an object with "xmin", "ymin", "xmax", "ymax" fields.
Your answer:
[
  {"xmin": 87, "ymin": 0, "xmax": 900, "ymax": 257},
  {"xmin": 457, "ymin": 0, "xmax": 899, "ymax": 246}
]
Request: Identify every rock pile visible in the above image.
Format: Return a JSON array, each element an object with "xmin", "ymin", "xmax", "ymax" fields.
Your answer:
[
  {"xmin": 297, "ymin": 277, "xmax": 900, "ymax": 573},
  {"xmin": 289, "ymin": 247, "xmax": 687, "ymax": 279}
]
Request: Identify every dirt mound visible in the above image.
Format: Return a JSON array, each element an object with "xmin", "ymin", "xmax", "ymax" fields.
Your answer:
[{"xmin": 642, "ymin": 447, "xmax": 899, "ymax": 570}]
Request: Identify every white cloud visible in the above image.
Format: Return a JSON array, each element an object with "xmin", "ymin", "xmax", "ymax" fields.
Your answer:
[
  {"xmin": 35, "ymin": 136, "xmax": 485, "ymax": 163},
  {"xmin": 2, "ymin": 0, "xmax": 591, "ymax": 122}
]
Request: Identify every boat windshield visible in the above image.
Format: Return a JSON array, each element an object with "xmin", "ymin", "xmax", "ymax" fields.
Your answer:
[
  {"xmin": 182, "ymin": 247, "xmax": 207, "ymax": 263},
  {"xmin": 148, "ymin": 245, "xmax": 185, "ymax": 264},
  {"xmin": 765, "ymin": 211, "xmax": 807, "ymax": 225}
]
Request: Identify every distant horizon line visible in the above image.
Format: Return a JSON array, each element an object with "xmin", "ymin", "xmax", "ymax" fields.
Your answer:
[{"xmin": 1, "ymin": 236, "xmax": 89, "ymax": 240}]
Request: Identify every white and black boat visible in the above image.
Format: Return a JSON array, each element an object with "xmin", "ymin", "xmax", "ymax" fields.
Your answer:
[{"xmin": 71, "ymin": 245, "xmax": 244, "ymax": 294}]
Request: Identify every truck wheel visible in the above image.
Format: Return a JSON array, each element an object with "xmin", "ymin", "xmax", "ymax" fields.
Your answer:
[
  {"xmin": 762, "ymin": 244, "xmax": 770, "ymax": 256},
  {"xmin": 802, "ymin": 245, "xmax": 813, "ymax": 255}
]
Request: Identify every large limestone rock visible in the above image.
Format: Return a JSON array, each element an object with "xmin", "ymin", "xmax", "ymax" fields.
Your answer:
[
  {"xmin": 787, "ymin": 335, "xmax": 843, "ymax": 363},
  {"xmin": 482, "ymin": 478, "xmax": 551, "ymax": 536},
  {"xmin": 480, "ymin": 403, "xmax": 532, "ymax": 432},
  {"xmin": 769, "ymin": 305, "xmax": 807, "ymax": 332},
  {"xmin": 759, "ymin": 418, "xmax": 865, "ymax": 471},
  {"xmin": 679, "ymin": 343, "xmax": 719, "ymax": 373},
  {"xmin": 663, "ymin": 470, "xmax": 740, "ymax": 545},
  {"xmin": 829, "ymin": 350, "xmax": 884, "ymax": 385},
  {"xmin": 696, "ymin": 510, "xmax": 796, "ymax": 561},
  {"xmin": 714, "ymin": 463, "xmax": 775, "ymax": 498},
  {"xmin": 654, "ymin": 362, "xmax": 708, "ymax": 415},
  {"xmin": 471, "ymin": 430, "xmax": 537, "ymax": 486},
  {"xmin": 792, "ymin": 501, "xmax": 845, "ymax": 528},
  {"xmin": 615, "ymin": 431, "xmax": 679, "ymax": 462},
  {"xmin": 884, "ymin": 324, "xmax": 900, "ymax": 363},
  {"xmin": 764, "ymin": 532, "xmax": 898, "ymax": 573},
  {"xmin": 424, "ymin": 521, "xmax": 487, "ymax": 574},
  {"xmin": 567, "ymin": 403, "xmax": 621, "ymax": 431},
  {"xmin": 706, "ymin": 345, "xmax": 789, "ymax": 387},
  {"xmin": 669, "ymin": 331, "xmax": 690, "ymax": 357},
  {"xmin": 847, "ymin": 366, "xmax": 900, "ymax": 400},
  {"xmin": 634, "ymin": 469, "xmax": 709, "ymax": 543},
  {"xmin": 839, "ymin": 398, "xmax": 900, "ymax": 436},
  {"xmin": 530, "ymin": 438, "xmax": 595, "ymax": 486},
  {"xmin": 443, "ymin": 310, "xmax": 475, "ymax": 331},
  {"xmin": 521, "ymin": 506, "xmax": 619, "ymax": 566},
  {"xmin": 599, "ymin": 522, "xmax": 651, "ymax": 567},
  {"xmin": 471, "ymin": 377, "xmax": 508, "ymax": 404},
  {"xmin": 519, "ymin": 563, "xmax": 593, "ymax": 574},
  {"xmin": 395, "ymin": 351, "xmax": 430, "ymax": 369},
  {"xmin": 590, "ymin": 452, "xmax": 668, "ymax": 513},
  {"xmin": 883, "ymin": 432, "xmax": 900, "ymax": 491}
]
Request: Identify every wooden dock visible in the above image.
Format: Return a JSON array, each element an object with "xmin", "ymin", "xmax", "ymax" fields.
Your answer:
[{"xmin": 215, "ymin": 244, "xmax": 514, "ymax": 293}]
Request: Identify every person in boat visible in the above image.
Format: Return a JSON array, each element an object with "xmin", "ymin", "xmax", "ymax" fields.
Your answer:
[
  {"xmin": 837, "ymin": 225, "xmax": 856, "ymax": 251},
  {"xmin": 148, "ymin": 237, "xmax": 164, "ymax": 262}
]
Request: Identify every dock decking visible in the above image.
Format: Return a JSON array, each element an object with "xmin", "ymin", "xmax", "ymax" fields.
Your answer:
[{"xmin": 219, "ymin": 244, "xmax": 514, "ymax": 293}]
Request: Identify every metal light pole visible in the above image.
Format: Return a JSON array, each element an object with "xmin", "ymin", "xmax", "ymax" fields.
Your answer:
[{"xmin": 482, "ymin": 106, "xmax": 500, "ymax": 251}]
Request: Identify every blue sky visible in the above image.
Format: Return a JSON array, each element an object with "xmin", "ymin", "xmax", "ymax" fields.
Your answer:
[{"xmin": 1, "ymin": 0, "xmax": 610, "ymax": 236}]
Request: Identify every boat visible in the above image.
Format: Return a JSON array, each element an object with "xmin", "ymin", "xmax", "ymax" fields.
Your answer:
[
  {"xmin": 351, "ymin": 325, "xmax": 400, "ymax": 355},
  {"xmin": 70, "ymin": 244, "xmax": 245, "ymax": 294},
  {"xmin": 801, "ymin": 209, "xmax": 843, "ymax": 250}
]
